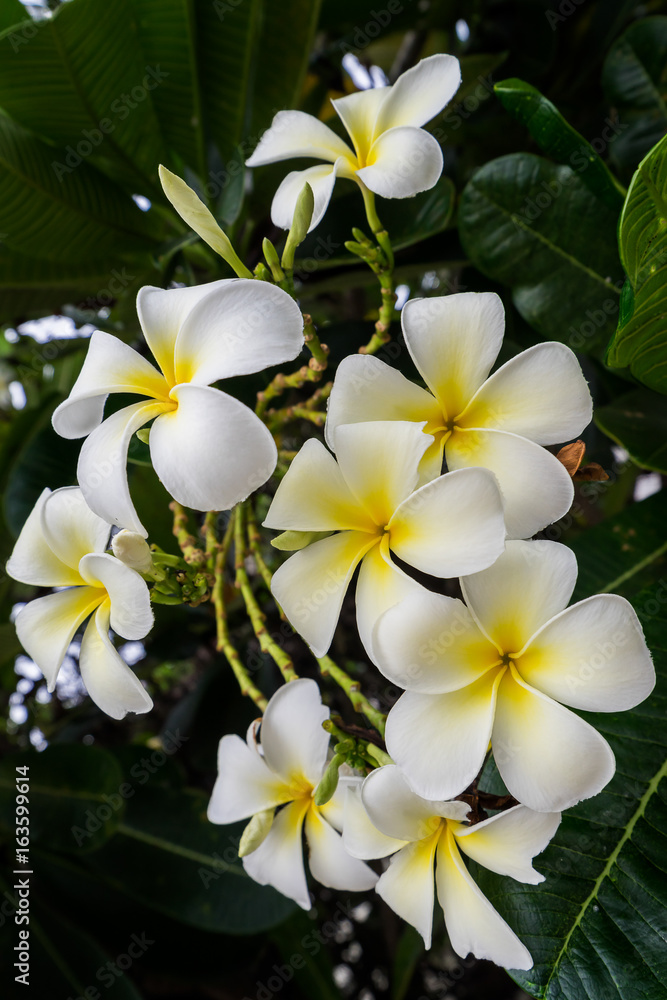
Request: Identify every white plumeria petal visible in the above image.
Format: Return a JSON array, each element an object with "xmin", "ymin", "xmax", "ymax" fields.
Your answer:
[
  {"xmin": 78, "ymin": 553, "xmax": 153, "ymax": 640},
  {"xmin": 372, "ymin": 591, "xmax": 501, "ymax": 693},
  {"xmin": 51, "ymin": 330, "xmax": 170, "ymax": 439},
  {"xmin": 385, "ymin": 673, "xmax": 502, "ymax": 801},
  {"xmin": 493, "ymin": 667, "xmax": 616, "ymax": 812},
  {"xmin": 78, "ymin": 399, "xmax": 166, "ymax": 537},
  {"xmin": 78, "ymin": 603, "xmax": 152, "ymax": 719},
  {"xmin": 14, "ymin": 586, "xmax": 104, "ymax": 691},
  {"xmin": 259, "ymin": 679, "xmax": 330, "ymax": 789},
  {"xmin": 446, "ymin": 428, "xmax": 574, "ymax": 540},
  {"xmin": 242, "ymin": 798, "xmax": 312, "ymax": 910},
  {"xmin": 41, "ymin": 486, "xmax": 111, "ymax": 572},
  {"xmin": 207, "ymin": 734, "xmax": 295, "ymax": 825},
  {"xmin": 460, "ymin": 540, "xmax": 578, "ymax": 656},
  {"xmin": 271, "ymin": 162, "xmax": 341, "ymax": 232},
  {"xmin": 136, "ymin": 280, "xmax": 235, "ymax": 386},
  {"xmin": 460, "ymin": 342, "xmax": 592, "ymax": 445},
  {"xmin": 333, "ymin": 420, "xmax": 431, "ymax": 527},
  {"xmin": 376, "ymin": 836, "xmax": 439, "ymax": 950},
  {"xmin": 518, "ymin": 594, "xmax": 655, "ymax": 712},
  {"xmin": 389, "ymin": 467, "xmax": 505, "ymax": 577},
  {"xmin": 332, "ymin": 87, "xmax": 388, "ymax": 162},
  {"xmin": 343, "ymin": 781, "xmax": 407, "ymax": 860},
  {"xmin": 324, "ymin": 354, "xmax": 442, "ymax": 452},
  {"xmin": 374, "ymin": 54, "xmax": 461, "ymax": 132},
  {"xmin": 173, "ymin": 280, "xmax": 304, "ymax": 386},
  {"xmin": 357, "ymin": 126, "xmax": 443, "ymax": 199},
  {"xmin": 401, "ymin": 292, "xmax": 505, "ymax": 420},
  {"xmin": 435, "ymin": 830, "xmax": 533, "ymax": 970},
  {"xmin": 361, "ymin": 765, "xmax": 468, "ymax": 843},
  {"xmin": 454, "ymin": 805, "xmax": 560, "ymax": 884},
  {"xmin": 263, "ymin": 438, "xmax": 376, "ymax": 533},
  {"xmin": 246, "ymin": 109, "xmax": 354, "ymax": 166},
  {"xmin": 305, "ymin": 806, "xmax": 378, "ymax": 892},
  {"xmin": 355, "ymin": 535, "xmax": 426, "ymax": 661},
  {"xmin": 270, "ymin": 531, "xmax": 378, "ymax": 657},
  {"xmin": 149, "ymin": 385, "xmax": 277, "ymax": 512},
  {"xmin": 6, "ymin": 489, "xmax": 81, "ymax": 587}
]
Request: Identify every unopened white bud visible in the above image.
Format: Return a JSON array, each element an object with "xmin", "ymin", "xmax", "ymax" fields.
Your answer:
[{"xmin": 111, "ymin": 530, "xmax": 153, "ymax": 574}]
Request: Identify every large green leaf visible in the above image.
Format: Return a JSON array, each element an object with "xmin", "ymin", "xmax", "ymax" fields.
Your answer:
[
  {"xmin": 595, "ymin": 388, "xmax": 667, "ymax": 474},
  {"xmin": 0, "ymin": 746, "xmax": 125, "ymax": 853},
  {"xmin": 477, "ymin": 593, "xmax": 667, "ymax": 1000},
  {"xmin": 459, "ymin": 153, "xmax": 623, "ymax": 353},
  {"xmin": 248, "ymin": 0, "xmax": 322, "ymax": 140},
  {"xmin": 494, "ymin": 78, "xmax": 625, "ymax": 211},
  {"xmin": 0, "ymin": 0, "xmax": 170, "ymax": 192},
  {"xmin": 602, "ymin": 16, "xmax": 667, "ymax": 172},
  {"xmin": 0, "ymin": 116, "xmax": 163, "ymax": 264},
  {"xmin": 568, "ymin": 489, "xmax": 667, "ymax": 602},
  {"xmin": 0, "ymin": 0, "xmax": 28, "ymax": 32},
  {"xmin": 606, "ymin": 133, "xmax": 667, "ymax": 393},
  {"xmin": 85, "ymin": 785, "xmax": 296, "ymax": 933}
]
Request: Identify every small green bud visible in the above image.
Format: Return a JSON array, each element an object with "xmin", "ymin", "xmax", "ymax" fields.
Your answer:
[
  {"xmin": 281, "ymin": 183, "xmax": 315, "ymax": 271},
  {"xmin": 136, "ymin": 427, "xmax": 151, "ymax": 445},
  {"xmin": 313, "ymin": 754, "xmax": 344, "ymax": 806},
  {"xmin": 238, "ymin": 809, "xmax": 274, "ymax": 857},
  {"xmin": 351, "ymin": 227, "xmax": 372, "ymax": 246},
  {"xmin": 366, "ymin": 743, "xmax": 393, "ymax": 767},
  {"xmin": 262, "ymin": 237, "xmax": 284, "ymax": 282}
]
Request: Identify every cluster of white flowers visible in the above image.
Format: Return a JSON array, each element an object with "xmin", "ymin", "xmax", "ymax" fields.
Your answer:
[{"xmin": 6, "ymin": 54, "xmax": 655, "ymax": 971}]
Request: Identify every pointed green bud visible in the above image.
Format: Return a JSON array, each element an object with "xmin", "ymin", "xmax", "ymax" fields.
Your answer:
[
  {"xmin": 351, "ymin": 227, "xmax": 372, "ymax": 246},
  {"xmin": 313, "ymin": 754, "xmax": 344, "ymax": 807},
  {"xmin": 366, "ymin": 743, "xmax": 393, "ymax": 767},
  {"xmin": 271, "ymin": 529, "xmax": 333, "ymax": 551},
  {"xmin": 262, "ymin": 237, "xmax": 285, "ymax": 282},
  {"xmin": 238, "ymin": 809, "xmax": 274, "ymax": 857},
  {"xmin": 254, "ymin": 262, "xmax": 272, "ymax": 281},
  {"xmin": 158, "ymin": 164, "xmax": 253, "ymax": 278},
  {"xmin": 136, "ymin": 427, "xmax": 151, "ymax": 445},
  {"xmin": 281, "ymin": 182, "xmax": 315, "ymax": 271}
]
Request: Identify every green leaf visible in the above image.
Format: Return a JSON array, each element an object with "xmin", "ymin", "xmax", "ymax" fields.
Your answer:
[
  {"xmin": 602, "ymin": 16, "xmax": 667, "ymax": 172},
  {"xmin": 0, "ymin": 888, "xmax": 144, "ymax": 999},
  {"xmin": 606, "ymin": 132, "xmax": 667, "ymax": 393},
  {"xmin": 0, "ymin": 116, "xmax": 163, "ymax": 264},
  {"xmin": 0, "ymin": 746, "xmax": 125, "ymax": 853},
  {"xmin": 0, "ymin": 0, "xmax": 28, "ymax": 32},
  {"xmin": 248, "ymin": 0, "xmax": 322, "ymax": 139},
  {"xmin": 85, "ymin": 785, "xmax": 296, "ymax": 933},
  {"xmin": 459, "ymin": 153, "xmax": 623, "ymax": 353},
  {"xmin": 270, "ymin": 909, "xmax": 343, "ymax": 1000},
  {"xmin": 0, "ymin": 393, "xmax": 82, "ymax": 537},
  {"xmin": 494, "ymin": 78, "xmax": 625, "ymax": 211},
  {"xmin": 595, "ymin": 388, "xmax": 667, "ymax": 473},
  {"xmin": 477, "ymin": 594, "xmax": 667, "ymax": 1000},
  {"xmin": 0, "ymin": 0, "xmax": 170, "ymax": 192},
  {"xmin": 391, "ymin": 924, "xmax": 425, "ymax": 1000},
  {"xmin": 568, "ymin": 489, "xmax": 667, "ymax": 603}
]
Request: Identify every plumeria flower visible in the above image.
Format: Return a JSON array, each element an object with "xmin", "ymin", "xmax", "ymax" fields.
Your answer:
[
  {"xmin": 344, "ymin": 765, "xmax": 560, "ymax": 967},
  {"xmin": 6, "ymin": 487, "xmax": 153, "ymax": 719},
  {"xmin": 326, "ymin": 291, "xmax": 592, "ymax": 538},
  {"xmin": 245, "ymin": 54, "xmax": 461, "ymax": 231},
  {"xmin": 373, "ymin": 540, "xmax": 655, "ymax": 811},
  {"xmin": 207, "ymin": 678, "xmax": 377, "ymax": 909},
  {"xmin": 263, "ymin": 420, "xmax": 506, "ymax": 658},
  {"xmin": 52, "ymin": 280, "xmax": 304, "ymax": 535}
]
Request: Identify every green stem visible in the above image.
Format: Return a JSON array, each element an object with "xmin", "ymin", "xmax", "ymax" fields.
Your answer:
[{"xmin": 317, "ymin": 655, "xmax": 386, "ymax": 736}]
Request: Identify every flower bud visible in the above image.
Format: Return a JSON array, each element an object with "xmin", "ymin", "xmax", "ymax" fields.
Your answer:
[
  {"xmin": 313, "ymin": 753, "xmax": 344, "ymax": 806},
  {"xmin": 238, "ymin": 808, "xmax": 274, "ymax": 857},
  {"xmin": 281, "ymin": 182, "xmax": 314, "ymax": 271},
  {"xmin": 112, "ymin": 530, "xmax": 154, "ymax": 574},
  {"xmin": 158, "ymin": 164, "xmax": 253, "ymax": 279}
]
